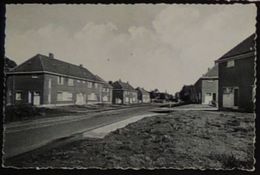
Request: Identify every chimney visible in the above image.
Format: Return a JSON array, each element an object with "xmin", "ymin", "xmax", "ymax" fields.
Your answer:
[
  {"xmin": 108, "ymin": 81, "xmax": 113, "ymax": 85},
  {"xmin": 79, "ymin": 64, "xmax": 83, "ymax": 67},
  {"xmin": 208, "ymin": 67, "xmax": 210, "ymax": 71},
  {"xmin": 119, "ymin": 79, "xmax": 121, "ymax": 82},
  {"xmin": 49, "ymin": 53, "xmax": 54, "ymax": 59}
]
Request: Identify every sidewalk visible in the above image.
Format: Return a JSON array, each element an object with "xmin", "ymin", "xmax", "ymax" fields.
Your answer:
[{"xmin": 5, "ymin": 104, "xmax": 154, "ymax": 133}]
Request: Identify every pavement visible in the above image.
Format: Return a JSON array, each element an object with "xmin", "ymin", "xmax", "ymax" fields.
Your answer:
[
  {"xmin": 83, "ymin": 113, "xmax": 165, "ymax": 138},
  {"xmin": 3, "ymin": 105, "xmax": 158, "ymax": 159},
  {"xmin": 152, "ymin": 104, "xmax": 218, "ymax": 113}
]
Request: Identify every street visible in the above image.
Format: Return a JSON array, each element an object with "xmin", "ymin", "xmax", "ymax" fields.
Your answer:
[
  {"xmin": 4, "ymin": 105, "xmax": 254, "ymax": 169},
  {"xmin": 3, "ymin": 104, "xmax": 158, "ymax": 159}
]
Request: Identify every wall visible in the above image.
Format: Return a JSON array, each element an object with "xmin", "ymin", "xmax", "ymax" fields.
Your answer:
[
  {"xmin": 6, "ymin": 74, "xmax": 44, "ymax": 105},
  {"xmin": 201, "ymin": 79, "xmax": 218, "ymax": 106},
  {"xmin": 43, "ymin": 74, "xmax": 107, "ymax": 105},
  {"xmin": 218, "ymin": 56, "xmax": 254, "ymax": 112}
]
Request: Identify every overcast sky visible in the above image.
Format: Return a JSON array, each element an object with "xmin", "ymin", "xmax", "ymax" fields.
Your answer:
[{"xmin": 5, "ymin": 4, "xmax": 256, "ymax": 94}]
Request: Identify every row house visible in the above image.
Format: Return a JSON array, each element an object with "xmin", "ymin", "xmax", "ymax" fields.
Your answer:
[
  {"xmin": 110, "ymin": 80, "xmax": 138, "ymax": 104},
  {"xmin": 194, "ymin": 64, "xmax": 218, "ymax": 107},
  {"xmin": 215, "ymin": 34, "xmax": 255, "ymax": 112},
  {"xmin": 6, "ymin": 53, "xmax": 112, "ymax": 106},
  {"xmin": 136, "ymin": 87, "xmax": 151, "ymax": 103}
]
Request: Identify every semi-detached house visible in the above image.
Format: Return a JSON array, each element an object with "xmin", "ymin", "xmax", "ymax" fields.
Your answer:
[
  {"xmin": 6, "ymin": 53, "xmax": 112, "ymax": 106},
  {"xmin": 215, "ymin": 34, "xmax": 255, "ymax": 112}
]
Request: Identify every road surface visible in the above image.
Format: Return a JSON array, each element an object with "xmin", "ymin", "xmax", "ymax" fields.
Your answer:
[{"xmin": 3, "ymin": 105, "xmax": 157, "ymax": 159}]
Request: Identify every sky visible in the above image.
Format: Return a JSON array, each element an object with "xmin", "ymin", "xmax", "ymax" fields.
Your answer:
[{"xmin": 5, "ymin": 4, "xmax": 256, "ymax": 94}]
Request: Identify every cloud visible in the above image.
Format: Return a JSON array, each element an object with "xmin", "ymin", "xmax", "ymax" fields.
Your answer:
[{"xmin": 5, "ymin": 4, "xmax": 256, "ymax": 93}]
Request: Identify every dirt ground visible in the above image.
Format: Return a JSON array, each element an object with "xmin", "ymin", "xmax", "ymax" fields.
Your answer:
[{"xmin": 5, "ymin": 110, "xmax": 255, "ymax": 170}]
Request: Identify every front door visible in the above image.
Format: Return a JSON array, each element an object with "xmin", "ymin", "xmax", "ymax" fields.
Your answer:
[
  {"xmin": 76, "ymin": 93, "xmax": 85, "ymax": 105},
  {"xmin": 33, "ymin": 92, "xmax": 40, "ymax": 106},
  {"xmin": 204, "ymin": 93, "xmax": 212, "ymax": 104},
  {"xmin": 223, "ymin": 87, "xmax": 234, "ymax": 108},
  {"xmin": 234, "ymin": 88, "xmax": 239, "ymax": 106}
]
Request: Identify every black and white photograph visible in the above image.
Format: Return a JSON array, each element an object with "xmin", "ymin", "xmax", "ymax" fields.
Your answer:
[{"xmin": 2, "ymin": 3, "xmax": 257, "ymax": 170}]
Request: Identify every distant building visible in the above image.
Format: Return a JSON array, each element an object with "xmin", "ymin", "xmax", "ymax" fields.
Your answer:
[
  {"xmin": 194, "ymin": 64, "xmax": 218, "ymax": 106},
  {"xmin": 6, "ymin": 53, "xmax": 112, "ymax": 106},
  {"xmin": 110, "ymin": 80, "xmax": 138, "ymax": 104},
  {"xmin": 215, "ymin": 34, "xmax": 255, "ymax": 112},
  {"xmin": 136, "ymin": 87, "xmax": 151, "ymax": 103}
]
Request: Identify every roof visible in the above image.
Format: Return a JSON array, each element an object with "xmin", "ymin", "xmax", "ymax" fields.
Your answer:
[
  {"xmin": 111, "ymin": 80, "xmax": 136, "ymax": 91},
  {"xmin": 10, "ymin": 54, "xmax": 103, "ymax": 83},
  {"xmin": 94, "ymin": 75, "xmax": 113, "ymax": 88},
  {"xmin": 202, "ymin": 64, "xmax": 218, "ymax": 78},
  {"xmin": 136, "ymin": 87, "xmax": 149, "ymax": 94},
  {"xmin": 217, "ymin": 34, "xmax": 255, "ymax": 61}
]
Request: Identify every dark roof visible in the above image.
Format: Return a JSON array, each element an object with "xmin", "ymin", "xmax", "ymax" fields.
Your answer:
[
  {"xmin": 136, "ymin": 87, "xmax": 149, "ymax": 94},
  {"xmin": 202, "ymin": 64, "xmax": 218, "ymax": 78},
  {"xmin": 10, "ymin": 54, "xmax": 102, "ymax": 82},
  {"xmin": 217, "ymin": 34, "xmax": 255, "ymax": 61},
  {"xmin": 94, "ymin": 75, "xmax": 113, "ymax": 88},
  {"xmin": 111, "ymin": 80, "xmax": 136, "ymax": 91}
]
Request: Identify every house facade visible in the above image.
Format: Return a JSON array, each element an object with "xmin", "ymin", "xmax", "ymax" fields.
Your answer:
[
  {"xmin": 136, "ymin": 87, "xmax": 151, "ymax": 103},
  {"xmin": 215, "ymin": 34, "xmax": 255, "ymax": 112},
  {"xmin": 194, "ymin": 65, "xmax": 218, "ymax": 106},
  {"xmin": 6, "ymin": 53, "xmax": 112, "ymax": 106},
  {"xmin": 110, "ymin": 80, "xmax": 138, "ymax": 104}
]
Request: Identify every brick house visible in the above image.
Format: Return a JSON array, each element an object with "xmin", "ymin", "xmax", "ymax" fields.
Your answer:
[
  {"xmin": 194, "ymin": 64, "xmax": 218, "ymax": 106},
  {"xmin": 110, "ymin": 80, "xmax": 138, "ymax": 104},
  {"xmin": 215, "ymin": 34, "xmax": 255, "ymax": 112},
  {"xmin": 6, "ymin": 53, "xmax": 112, "ymax": 106},
  {"xmin": 136, "ymin": 87, "xmax": 151, "ymax": 103}
]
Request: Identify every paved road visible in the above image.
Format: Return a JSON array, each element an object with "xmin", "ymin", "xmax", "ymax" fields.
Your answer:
[{"xmin": 3, "ymin": 105, "xmax": 157, "ymax": 159}]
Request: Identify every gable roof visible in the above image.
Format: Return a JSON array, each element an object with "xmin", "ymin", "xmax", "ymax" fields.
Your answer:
[
  {"xmin": 136, "ymin": 87, "xmax": 149, "ymax": 94},
  {"xmin": 9, "ymin": 54, "xmax": 103, "ymax": 83},
  {"xmin": 202, "ymin": 64, "xmax": 218, "ymax": 78},
  {"xmin": 217, "ymin": 34, "xmax": 255, "ymax": 62},
  {"xmin": 94, "ymin": 74, "xmax": 113, "ymax": 88},
  {"xmin": 111, "ymin": 80, "xmax": 136, "ymax": 91}
]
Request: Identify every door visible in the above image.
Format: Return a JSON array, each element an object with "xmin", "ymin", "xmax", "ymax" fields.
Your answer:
[
  {"xmin": 76, "ymin": 93, "xmax": 85, "ymax": 105},
  {"xmin": 28, "ymin": 91, "xmax": 32, "ymax": 104},
  {"xmin": 33, "ymin": 92, "xmax": 40, "ymax": 106},
  {"xmin": 213, "ymin": 93, "xmax": 216, "ymax": 102},
  {"xmin": 223, "ymin": 87, "xmax": 234, "ymax": 108},
  {"xmin": 234, "ymin": 88, "xmax": 239, "ymax": 106},
  {"xmin": 204, "ymin": 93, "xmax": 212, "ymax": 104}
]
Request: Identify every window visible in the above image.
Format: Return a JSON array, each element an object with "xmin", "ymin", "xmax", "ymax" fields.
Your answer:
[
  {"xmin": 103, "ymin": 96, "xmax": 108, "ymax": 102},
  {"xmin": 103, "ymin": 88, "xmax": 106, "ymax": 92},
  {"xmin": 227, "ymin": 60, "xmax": 235, "ymax": 68},
  {"xmin": 16, "ymin": 92, "xmax": 22, "ymax": 100},
  {"xmin": 57, "ymin": 92, "xmax": 63, "ymax": 101},
  {"xmin": 92, "ymin": 82, "xmax": 95, "ymax": 88},
  {"xmin": 32, "ymin": 75, "xmax": 39, "ymax": 78},
  {"xmin": 95, "ymin": 83, "xmax": 99, "ymax": 88},
  {"xmin": 57, "ymin": 91, "xmax": 73, "ymax": 101},
  {"xmin": 88, "ymin": 93, "xmax": 97, "ymax": 101},
  {"xmin": 77, "ymin": 80, "xmax": 81, "ymax": 83},
  {"xmin": 207, "ymin": 80, "xmax": 213, "ymax": 83},
  {"xmin": 48, "ymin": 79, "xmax": 52, "ymax": 89},
  {"xmin": 82, "ymin": 80, "xmax": 86, "ymax": 84},
  {"xmin": 87, "ymin": 82, "xmax": 92, "ymax": 88},
  {"xmin": 57, "ymin": 76, "xmax": 64, "ymax": 85},
  {"xmin": 68, "ymin": 78, "xmax": 74, "ymax": 86}
]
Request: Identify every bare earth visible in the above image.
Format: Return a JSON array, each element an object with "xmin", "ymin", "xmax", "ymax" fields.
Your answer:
[{"xmin": 5, "ymin": 110, "xmax": 255, "ymax": 170}]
